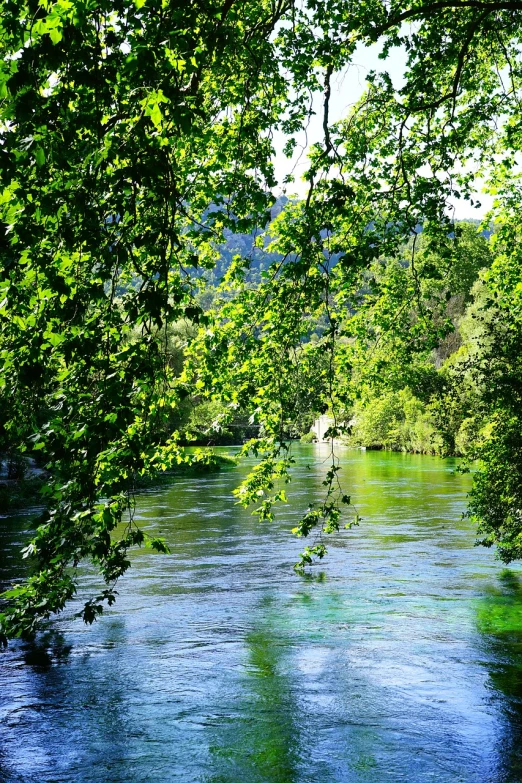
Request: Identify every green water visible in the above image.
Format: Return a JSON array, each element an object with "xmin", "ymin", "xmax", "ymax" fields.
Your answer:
[{"xmin": 1, "ymin": 445, "xmax": 522, "ymax": 782}]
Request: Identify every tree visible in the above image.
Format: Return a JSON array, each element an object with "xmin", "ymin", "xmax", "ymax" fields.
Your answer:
[
  {"xmin": 2, "ymin": 0, "xmax": 522, "ymax": 639},
  {"xmin": 0, "ymin": 0, "xmax": 292, "ymax": 638},
  {"xmin": 462, "ymin": 217, "xmax": 522, "ymax": 561}
]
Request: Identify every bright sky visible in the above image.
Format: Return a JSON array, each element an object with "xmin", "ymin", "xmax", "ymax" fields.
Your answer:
[{"xmin": 272, "ymin": 43, "xmax": 493, "ymax": 220}]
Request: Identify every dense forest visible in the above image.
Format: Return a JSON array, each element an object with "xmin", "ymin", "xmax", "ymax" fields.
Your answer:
[{"xmin": 1, "ymin": 0, "xmax": 522, "ymax": 640}]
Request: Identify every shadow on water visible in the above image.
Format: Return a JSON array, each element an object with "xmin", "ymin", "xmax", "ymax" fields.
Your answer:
[
  {"xmin": 475, "ymin": 569, "xmax": 522, "ymax": 783},
  {"xmin": 0, "ymin": 620, "xmax": 134, "ymax": 783},
  {"xmin": 21, "ymin": 631, "xmax": 72, "ymax": 669}
]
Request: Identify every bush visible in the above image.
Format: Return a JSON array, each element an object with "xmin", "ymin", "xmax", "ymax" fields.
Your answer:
[{"xmin": 348, "ymin": 389, "xmax": 443, "ymax": 454}]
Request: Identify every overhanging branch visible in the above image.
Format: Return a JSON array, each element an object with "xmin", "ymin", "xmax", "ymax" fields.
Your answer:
[{"xmin": 371, "ymin": 0, "xmax": 522, "ymax": 36}]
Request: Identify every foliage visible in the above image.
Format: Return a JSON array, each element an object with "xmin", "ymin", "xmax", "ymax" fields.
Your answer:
[
  {"xmin": 0, "ymin": 0, "xmax": 290, "ymax": 640},
  {"xmin": 346, "ymin": 224, "xmax": 494, "ymax": 455},
  {"xmin": 349, "ymin": 389, "xmax": 443, "ymax": 454},
  {"xmin": 2, "ymin": 0, "xmax": 522, "ymax": 639},
  {"xmin": 464, "ymin": 218, "xmax": 522, "ymax": 562}
]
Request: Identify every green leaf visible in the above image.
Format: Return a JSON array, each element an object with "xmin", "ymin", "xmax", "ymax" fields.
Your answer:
[{"xmin": 35, "ymin": 147, "xmax": 45, "ymax": 166}]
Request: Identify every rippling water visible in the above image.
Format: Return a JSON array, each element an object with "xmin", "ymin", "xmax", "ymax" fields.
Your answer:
[{"xmin": 2, "ymin": 445, "xmax": 522, "ymax": 782}]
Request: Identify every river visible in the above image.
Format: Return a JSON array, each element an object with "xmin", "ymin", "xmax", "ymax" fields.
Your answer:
[{"xmin": 1, "ymin": 445, "xmax": 522, "ymax": 782}]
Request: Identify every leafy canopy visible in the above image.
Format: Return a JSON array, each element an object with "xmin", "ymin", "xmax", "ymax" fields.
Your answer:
[{"xmin": 2, "ymin": 0, "xmax": 522, "ymax": 639}]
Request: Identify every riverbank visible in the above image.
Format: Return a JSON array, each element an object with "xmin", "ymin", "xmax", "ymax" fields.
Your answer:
[{"xmin": 0, "ymin": 451, "xmax": 238, "ymax": 513}]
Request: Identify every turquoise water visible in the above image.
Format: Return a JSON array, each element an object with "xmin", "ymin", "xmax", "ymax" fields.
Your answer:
[{"xmin": 1, "ymin": 445, "xmax": 522, "ymax": 782}]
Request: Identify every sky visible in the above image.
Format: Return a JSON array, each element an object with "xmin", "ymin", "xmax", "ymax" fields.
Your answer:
[{"xmin": 272, "ymin": 43, "xmax": 493, "ymax": 220}]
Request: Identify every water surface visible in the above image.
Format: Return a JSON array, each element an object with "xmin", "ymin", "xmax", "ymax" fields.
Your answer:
[{"xmin": 2, "ymin": 446, "xmax": 522, "ymax": 782}]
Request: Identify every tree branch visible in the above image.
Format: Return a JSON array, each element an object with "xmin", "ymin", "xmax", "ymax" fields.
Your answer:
[{"xmin": 371, "ymin": 0, "xmax": 522, "ymax": 36}]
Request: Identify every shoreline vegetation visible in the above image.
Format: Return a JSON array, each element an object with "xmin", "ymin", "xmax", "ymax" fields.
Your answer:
[
  {"xmin": 303, "ymin": 223, "xmax": 497, "ymax": 462},
  {"xmin": 0, "ymin": 452, "xmax": 238, "ymax": 515}
]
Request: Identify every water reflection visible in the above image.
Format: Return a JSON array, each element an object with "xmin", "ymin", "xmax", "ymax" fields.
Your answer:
[
  {"xmin": 475, "ymin": 570, "xmax": 522, "ymax": 783},
  {"xmin": 203, "ymin": 602, "xmax": 300, "ymax": 783},
  {"xmin": 1, "ymin": 447, "xmax": 522, "ymax": 781}
]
